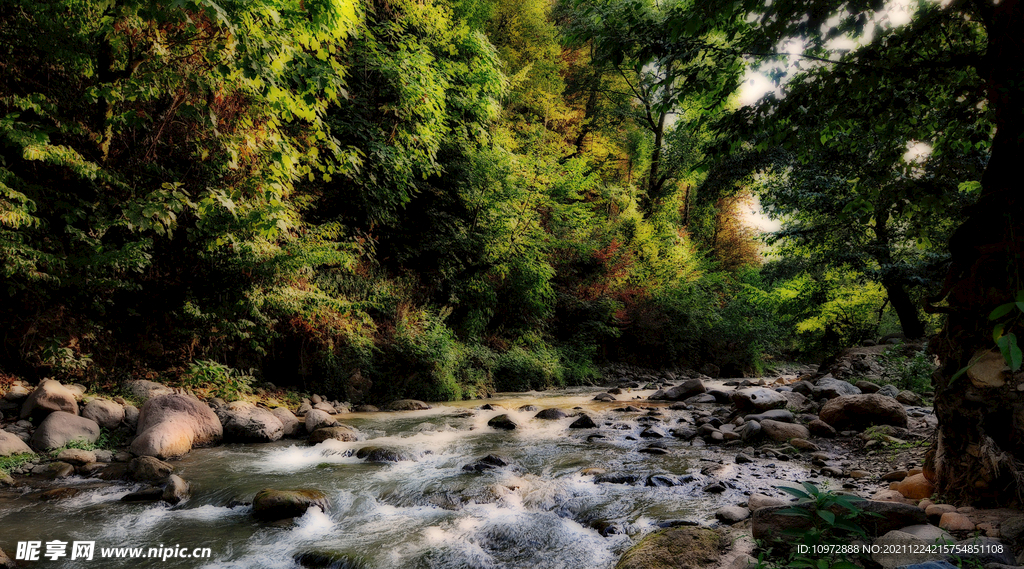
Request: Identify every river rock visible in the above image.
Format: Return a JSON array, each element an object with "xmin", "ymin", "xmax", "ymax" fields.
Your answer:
[
  {"xmin": 535, "ymin": 408, "xmax": 567, "ymax": 420},
  {"xmin": 312, "ymin": 402, "xmax": 336, "ymax": 414},
  {"xmin": 272, "ymin": 407, "xmax": 300, "ymax": 437},
  {"xmin": 753, "ymin": 500, "xmax": 927, "ymax": 542},
  {"xmin": 20, "ymin": 379, "xmax": 79, "ymax": 420},
  {"xmin": 131, "ymin": 394, "xmax": 223, "ymax": 459},
  {"xmin": 878, "ymin": 384, "xmax": 900, "ymax": 398},
  {"xmin": 30, "ymin": 411, "xmax": 100, "ymax": 450},
  {"xmin": 856, "ymin": 380, "xmax": 882, "ymax": 393},
  {"xmin": 818, "ymin": 394, "xmax": 908, "ymax": 430},
  {"xmin": 121, "ymin": 486, "xmax": 164, "ymax": 502},
  {"xmin": 128, "ymin": 456, "xmax": 174, "ymax": 482},
  {"xmin": 640, "ymin": 426, "xmax": 666, "ymax": 438},
  {"xmin": 0, "ymin": 430, "xmax": 33, "ymax": 456},
  {"xmin": 748, "ymin": 493, "xmax": 789, "ymax": 511},
  {"xmin": 57, "ymin": 448, "xmax": 95, "ymax": 465},
  {"xmin": 123, "ymin": 404, "xmax": 140, "ymax": 430},
  {"xmin": 81, "ymin": 398, "xmax": 125, "ymax": 429},
  {"xmin": 162, "ymin": 474, "xmax": 190, "ymax": 504},
  {"xmin": 760, "ymin": 419, "xmax": 809, "ymax": 442},
  {"xmin": 219, "ymin": 402, "xmax": 285, "ymax": 442},
  {"xmin": 716, "ymin": 506, "xmax": 750, "ymax": 524},
  {"xmin": 743, "ymin": 409, "xmax": 794, "ymax": 423},
  {"xmin": 614, "ymin": 526, "xmax": 724, "ymax": 569},
  {"xmin": 308, "ymin": 425, "xmax": 358, "ymax": 444},
  {"xmin": 569, "ymin": 414, "xmax": 597, "ymax": 429},
  {"xmin": 740, "ymin": 420, "xmax": 762, "ymax": 442},
  {"xmin": 897, "ymin": 473, "xmax": 935, "ymax": 500},
  {"xmin": 252, "ymin": 489, "xmax": 330, "ymax": 521},
  {"xmin": 781, "ymin": 391, "xmax": 813, "ymax": 412},
  {"xmin": 356, "ymin": 446, "xmax": 413, "ymax": 462},
  {"xmin": 650, "ymin": 379, "xmax": 706, "ymax": 401},
  {"xmin": 807, "ymin": 419, "xmax": 838, "ymax": 438},
  {"xmin": 938, "ymin": 512, "xmax": 975, "ymax": 531},
  {"xmin": 900, "ymin": 524, "xmax": 954, "ymax": 543},
  {"xmin": 353, "ymin": 405, "xmax": 379, "ymax": 412},
  {"xmin": 790, "ymin": 380, "xmax": 815, "ymax": 397},
  {"xmin": 463, "ymin": 454, "xmax": 519, "ymax": 472},
  {"xmin": 305, "ymin": 409, "xmax": 338, "ymax": 433},
  {"xmin": 596, "ymin": 472, "xmax": 641, "ymax": 484},
  {"xmin": 297, "ymin": 402, "xmax": 313, "ymax": 415},
  {"xmin": 593, "ymin": 393, "xmax": 616, "ymax": 401},
  {"xmin": 488, "ymin": 414, "xmax": 518, "ymax": 430},
  {"xmin": 731, "ymin": 388, "xmax": 787, "ymax": 412},
  {"xmin": 386, "ymin": 399, "xmax": 431, "ymax": 411},
  {"xmin": 897, "ymin": 390, "xmax": 924, "ymax": 405},
  {"xmin": 128, "ymin": 379, "xmax": 174, "ymax": 401},
  {"xmin": 813, "ymin": 377, "xmax": 862, "ymax": 399}
]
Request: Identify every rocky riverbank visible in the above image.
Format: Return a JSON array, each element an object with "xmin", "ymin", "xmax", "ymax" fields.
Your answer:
[{"xmin": 2, "ymin": 365, "xmax": 1024, "ymax": 569}]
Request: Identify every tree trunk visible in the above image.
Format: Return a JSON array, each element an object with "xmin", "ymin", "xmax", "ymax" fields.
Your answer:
[
  {"xmin": 929, "ymin": 0, "xmax": 1024, "ymax": 505},
  {"xmin": 882, "ymin": 278, "xmax": 925, "ymax": 339}
]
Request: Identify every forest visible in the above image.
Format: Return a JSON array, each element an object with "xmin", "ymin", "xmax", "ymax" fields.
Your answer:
[{"xmin": 1, "ymin": 0, "xmax": 1022, "ymax": 507}]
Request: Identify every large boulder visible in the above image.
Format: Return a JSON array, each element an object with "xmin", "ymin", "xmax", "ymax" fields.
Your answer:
[
  {"xmin": 614, "ymin": 526, "xmax": 724, "ymax": 569},
  {"xmin": 30, "ymin": 411, "xmax": 100, "ymax": 450},
  {"xmin": 20, "ymin": 379, "xmax": 79, "ymax": 420},
  {"xmin": 649, "ymin": 379, "xmax": 706, "ymax": 401},
  {"xmin": 0, "ymin": 430, "xmax": 33, "ymax": 456},
  {"xmin": 82, "ymin": 399, "xmax": 125, "ymax": 429},
  {"xmin": 252, "ymin": 489, "xmax": 329, "ymax": 521},
  {"xmin": 130, "ymin": 394, "xmax": 223, "ymax": 459},
  {"xmin": 308, "ymin": 425, "xmax": 358, "ymax": 444},
  {"xmin": 305, "ymin": 409, "xmax": 337, "ymax": 433},
  {"xmin": 813, "ymin": 377, "xmax": 862, "ymax": 399},
  {"xmin": 271, "ymin": 407, "xmax": 300, "ymax": 437},
  {"xmin": 127, "ymin": 379, "xmax": 174, "ymax": 402},
  {"xmin": 218, "ymin": 402, "xmax": 284, "ymax": 442},
  {"xmin": 818, "ymin": 394, "xmax": 908, "ymax": 431},
  {"xmin": 731, "ymin": 388, "xmax": 788, "ymax": 412},
  {"xmin": 386, "ymin": 399, "xmax": 431, "ymax": 411},
  {"xmin": 753, "ymin": 500, "xmax": 926, "ymax": 542}
]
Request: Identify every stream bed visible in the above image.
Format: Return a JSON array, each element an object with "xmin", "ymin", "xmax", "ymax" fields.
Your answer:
[{"xmin": 0, "ymin": 386, "xmax": 812, "ymax": 568}]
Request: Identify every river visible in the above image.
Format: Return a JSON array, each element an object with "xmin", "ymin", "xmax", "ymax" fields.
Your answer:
[{"xmin": 0, "ymin": 385, "xmax": 811, "ymax": 568}]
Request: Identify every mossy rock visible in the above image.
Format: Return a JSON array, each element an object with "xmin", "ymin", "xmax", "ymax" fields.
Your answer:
[{"xmin": 615, "ymin": 527, "xmax": 724, "ymax": 569}]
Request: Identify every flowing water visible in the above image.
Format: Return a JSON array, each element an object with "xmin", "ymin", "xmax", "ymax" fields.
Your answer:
[{"xmin": 0, "ymin": 386, "xmax": 811, "ymax": 568}]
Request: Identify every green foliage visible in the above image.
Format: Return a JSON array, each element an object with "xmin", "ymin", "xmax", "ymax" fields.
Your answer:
[
  {"xmin": 763, "ymin": 482, "xmax": 878, "ymax": 569},
  {"xmin": 879, "ymin": 344, "xmax": 936, "ymax": 394},
  {"xmin": 0, "ymin": 452, "xmax": 35, "ymax": 476},
  {"xmin": 493, "ymin": 339, "xmax": 564, "ymax": 392},
  {"xmin": 182, "ymin": 360, "xmax": 254, "ymax": 401}
]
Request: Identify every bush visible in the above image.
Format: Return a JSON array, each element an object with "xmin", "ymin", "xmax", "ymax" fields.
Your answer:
[
  {"xmin": 879, "ymin": 344, "xmax": 935, "ymax": 394},
  {"xmin": 181, "ymin": 360, "xmax": 254, "ymax": 401},
  {"xmin": 493, "ymin": 342, "xmax": 564, "ymax": 392}
]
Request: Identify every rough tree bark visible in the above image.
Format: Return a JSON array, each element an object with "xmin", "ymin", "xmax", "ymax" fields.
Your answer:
[{"xmin": 927, "ymin": 0, "xmax": 1024, "ymax": 505}]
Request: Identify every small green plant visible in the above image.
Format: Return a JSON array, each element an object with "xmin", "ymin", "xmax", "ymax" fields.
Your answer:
[
  {"xmin": 182, "ymin": 360, "xmax": 254, "ymax": 401},
  {"xmin": 762, "ymin": 482, "xmax": 880, "ymax": 569}
]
